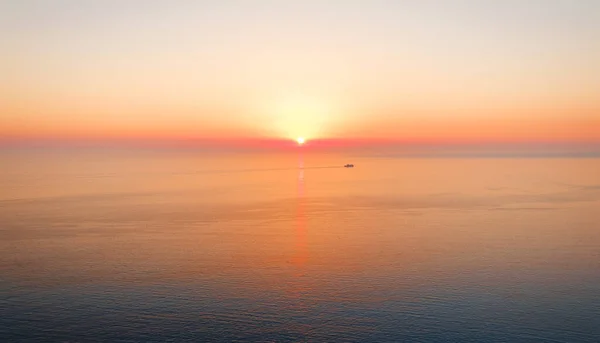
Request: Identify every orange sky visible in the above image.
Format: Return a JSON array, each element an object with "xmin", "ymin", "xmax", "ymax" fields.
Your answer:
[{"xmin": 2, "ymin": 1, "xmax": 599, "ymax": 146}]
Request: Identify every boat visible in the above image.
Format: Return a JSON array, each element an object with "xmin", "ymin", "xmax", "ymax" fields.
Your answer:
[{"xmin": 344, "ymin": 164, "xmax": 354, "ymax": 168}]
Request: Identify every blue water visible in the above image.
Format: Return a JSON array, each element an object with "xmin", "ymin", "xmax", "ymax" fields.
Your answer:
[{"xmin": 1, "ymin": 152, "xmax": 599, "ymax": 342}]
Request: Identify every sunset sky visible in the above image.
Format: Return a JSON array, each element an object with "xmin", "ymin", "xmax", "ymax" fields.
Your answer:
[{"xmin": 2, "ymin": 0, "xmax": 599, "ymax": 147}]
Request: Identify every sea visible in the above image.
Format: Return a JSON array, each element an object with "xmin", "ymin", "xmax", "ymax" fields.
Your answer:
[{"xmin": 1, "ymin": 149, "xmax": 599, "ymax": 342}]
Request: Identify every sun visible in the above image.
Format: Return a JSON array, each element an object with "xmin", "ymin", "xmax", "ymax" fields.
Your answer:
[{"xmin": 296, "ymin": 137, "xmax": 306, "ymax": 145}]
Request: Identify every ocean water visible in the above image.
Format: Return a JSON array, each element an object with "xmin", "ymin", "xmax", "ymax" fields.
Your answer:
[{"xmin": 1, "ymin": 150, "xmax": 599, "ymax": 342}]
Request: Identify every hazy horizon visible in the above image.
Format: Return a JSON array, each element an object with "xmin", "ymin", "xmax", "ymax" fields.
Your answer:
[{"xmin": 1, "ymin": 138, "xmax": 599, "ymax": 158}]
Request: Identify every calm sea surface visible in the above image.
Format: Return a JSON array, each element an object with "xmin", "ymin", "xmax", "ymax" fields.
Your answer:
[{"xmin": 1, "ymin": 151, "xmax": 599, "ymax": 342}]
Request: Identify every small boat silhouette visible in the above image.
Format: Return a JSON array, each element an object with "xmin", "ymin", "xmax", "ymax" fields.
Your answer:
[{"xmin": 344, "ymin": 164, "xmax": 354, "ymax": 168}]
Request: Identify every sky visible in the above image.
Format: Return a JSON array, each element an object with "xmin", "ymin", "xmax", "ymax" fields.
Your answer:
[{"xmin": 1, "ymin": 0, "xmax": 599, "ymax": 148}]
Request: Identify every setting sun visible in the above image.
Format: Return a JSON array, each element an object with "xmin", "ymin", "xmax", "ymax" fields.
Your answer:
[{"xmin": 3, "ymin": 2, "xmax": 600, "ymax": 342}]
